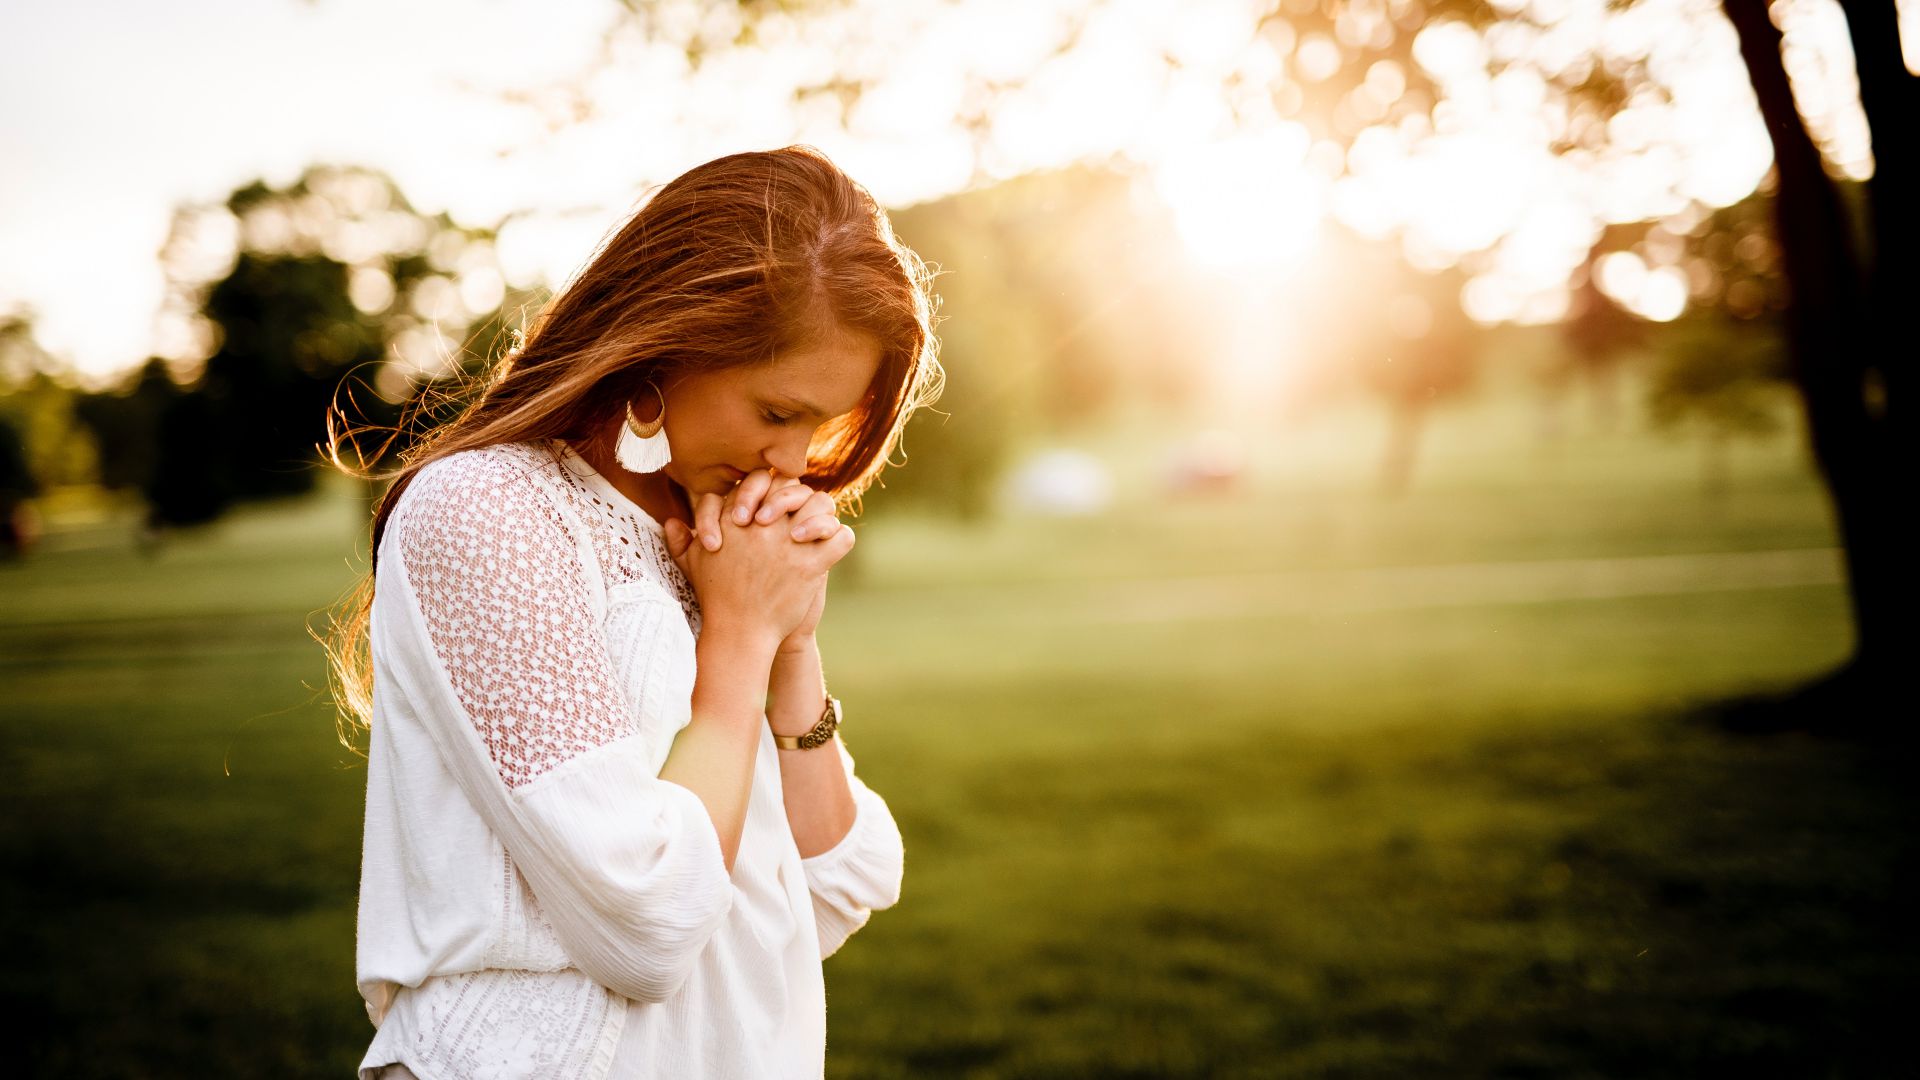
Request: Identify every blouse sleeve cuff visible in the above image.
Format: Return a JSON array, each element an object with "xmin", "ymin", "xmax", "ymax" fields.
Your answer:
[
  {"xmin": 799, "ymin": 776, "xmax": 904, "ymax": 914},
  {"xmin": 507, "ymin": 734, "xmax": 735, "ymax": 1003}
]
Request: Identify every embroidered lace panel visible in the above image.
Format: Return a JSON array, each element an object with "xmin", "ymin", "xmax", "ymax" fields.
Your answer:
[
  {"xmin": 540, "ymin": 439, "xmax": 703, "ymax": 637},
  {"xmin": 394, "ymin": 966, "xmax": 616, "ymax": 1079},
  {"xmin": 392, "ymin": 442, "xmax": 689, "ymax": 790}
]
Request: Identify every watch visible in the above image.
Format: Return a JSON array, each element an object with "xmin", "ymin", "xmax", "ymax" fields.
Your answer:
[{"xmin": 773, "ymin": 694, "xmax": 840, "ymax": 751}]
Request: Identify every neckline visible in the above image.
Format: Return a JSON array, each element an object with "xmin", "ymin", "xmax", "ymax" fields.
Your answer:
[{"xmin": 552, "ymin": 438, "xmax": 666, "ymax": 536}]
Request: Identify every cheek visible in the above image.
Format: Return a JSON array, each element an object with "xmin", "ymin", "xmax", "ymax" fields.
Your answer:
[{"xmin": 667, "ymin": 397, "xmax": 764, "ymax": 472}]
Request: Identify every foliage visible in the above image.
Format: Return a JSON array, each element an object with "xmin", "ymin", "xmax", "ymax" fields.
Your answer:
[
  {"xmin": 68, "ymin": 165, "xmax": 523, "ymax": 527},
  {"xmin": 0, "ymin": 312, "xmax": 101, "ymax": 491},
  {"xmin": 1643, "ymin": 311, "xmax": 1790, "ymax": 442}
]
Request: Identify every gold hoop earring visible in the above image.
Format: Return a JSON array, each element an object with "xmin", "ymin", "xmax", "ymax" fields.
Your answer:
[{"xmin": 615, "ymin": 382, "xmax": 672, "ymax": 474}]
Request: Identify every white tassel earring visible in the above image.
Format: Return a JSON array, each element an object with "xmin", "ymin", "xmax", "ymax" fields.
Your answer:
[{"xmin": 615, "ymin": 381, "xmax": 673, "ymax": 474}]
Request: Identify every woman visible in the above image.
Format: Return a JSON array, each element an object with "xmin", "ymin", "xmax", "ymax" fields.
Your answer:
[{"xmin": 322, "ymin": 145, "xmax": 944, "ymax": 1079}]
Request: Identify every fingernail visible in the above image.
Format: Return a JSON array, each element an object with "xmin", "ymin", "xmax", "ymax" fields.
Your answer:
[
  {"xmin": 704, "ymin": 532, "xmax": 719, "ymax": 551},
  {"xmin": 791, "ymin": 525, "xmax": 807, "ymax": 540},
  {"xmin": 734, "ymin": 507, "xmax": 748, "ymax": 524},
  {"xmin": 758, "ymin": 508, "xmax": 774, "ymax": 523}
]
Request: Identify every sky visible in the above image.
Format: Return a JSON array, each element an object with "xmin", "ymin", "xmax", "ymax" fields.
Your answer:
[{"xmin": 2, "ymin": 0, "xmax": 1912, "ymax": 388}]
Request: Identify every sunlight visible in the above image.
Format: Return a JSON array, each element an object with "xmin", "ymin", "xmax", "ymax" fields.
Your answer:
[{"xmin": 1151, "ymin": 125, "xmax": 1324, "ymax": 276}]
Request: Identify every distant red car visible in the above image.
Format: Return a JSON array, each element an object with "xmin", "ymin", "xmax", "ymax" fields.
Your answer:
[{"xmin": 1163, "ymin": 431, "xmax": 1245, "ymax": 495}]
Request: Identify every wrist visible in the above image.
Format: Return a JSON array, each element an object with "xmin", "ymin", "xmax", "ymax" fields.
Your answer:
[
  {"xmin": 775, "ymin": 632, "xmax": 818, "ymax": 658},
  {"xmin": 771, "ymin": 693, "xmax": 841, "ymax": 748},
  {"xmin": 698, "ymin": 617, "xmax": 783, "ymax": 670}
]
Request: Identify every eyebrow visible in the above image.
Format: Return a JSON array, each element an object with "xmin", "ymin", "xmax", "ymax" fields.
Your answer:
[{"xmin": 766, "ymin": 393, "xmax": 829, "ymax": 418}]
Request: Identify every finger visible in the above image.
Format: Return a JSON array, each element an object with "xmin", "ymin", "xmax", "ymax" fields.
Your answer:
[
  {"xmin": 815, "ymin": 522, "xmax": 856, "ymax": 562},
  {"xmin": 662, "ymin": 516, "xmax": 693, "ymax": 560},
  {"xmin": 787, "ymin": 491, "xmax": 839, "ymax": 535},
  {"xmin": 789, "ymin": 511, "xmax": 841, "ymax": 542},
  {"xmin": 797, "ymin": 490, "xmax": 836, "ymax": 521},
  {"xmin": 695, "ymin": 491, "xmax": 725, "ymax": 552},
  {"xmin": 728, "ymin": 468, "xmax": 777, "ymax": 526},
  {"xmin": 660, "ymin": 518, "xmax": 691, "ymax": 574},
  {"xmin": 755, "ymin": 482, "xmax": 816, "ymax": 524}
]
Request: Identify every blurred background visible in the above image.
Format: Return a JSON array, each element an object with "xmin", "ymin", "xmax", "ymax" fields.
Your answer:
[{"xmin": 2, "ymin": 0, "xmax": 1912, "ymax": 1076}]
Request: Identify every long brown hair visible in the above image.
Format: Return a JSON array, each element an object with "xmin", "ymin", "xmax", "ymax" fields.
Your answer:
[{"xmin": 316, "ymin": 144, "xmax": 945, "ymax": 755}]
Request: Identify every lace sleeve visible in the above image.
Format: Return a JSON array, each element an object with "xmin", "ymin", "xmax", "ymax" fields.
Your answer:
[
  {"xmin": 799, "ymin": 736, "xmax": 905, "ymax": 960},
  {"xmin": 381, "ymin": 448, "xmax": 733, "ymax": 1003},
  {"xmin": 395, "ymin": 451, "xmax": 639, "ymax": 790}
]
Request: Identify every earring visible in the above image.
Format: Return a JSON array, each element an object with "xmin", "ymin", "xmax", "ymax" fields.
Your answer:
[{"xmin": 615, "ymin": 382, "xmax": 672, "ymax": 474}]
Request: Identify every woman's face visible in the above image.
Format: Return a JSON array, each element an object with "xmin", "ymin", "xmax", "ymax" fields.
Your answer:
[{"xmin": 653, "ymin": 329, "xmax": 884, "ymax": 498}]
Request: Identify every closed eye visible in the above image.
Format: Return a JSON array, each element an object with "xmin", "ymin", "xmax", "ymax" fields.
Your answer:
[{"xmin": 762, "ymin": 410, "xmax": 794, "ymax": 425}]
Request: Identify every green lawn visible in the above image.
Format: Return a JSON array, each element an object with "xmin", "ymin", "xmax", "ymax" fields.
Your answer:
[{"xmin": 2, "ymin": 391, "xmax": 1908, "ymax": 1078}]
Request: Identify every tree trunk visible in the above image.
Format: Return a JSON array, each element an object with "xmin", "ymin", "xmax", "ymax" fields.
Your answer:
[
  {"xmin": 1720, "ymin": 0, "xmax": 1901, "ymax": 705},
  {"xmin": 1702, "ymin": 428, "xmax": 1731, "ymax": 500},
  {"xmin": 1378, "ymin": 397, "xmax": 1425, "ymax": 498},
  {"xmin": 1836, "ymin": 0, "xmax": 1916, "ymax": 444}
]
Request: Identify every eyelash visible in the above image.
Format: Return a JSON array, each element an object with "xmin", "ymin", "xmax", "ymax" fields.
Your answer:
[{"xmin": 763, "ymin": 410, "xmax": 794, "ymax": 425}]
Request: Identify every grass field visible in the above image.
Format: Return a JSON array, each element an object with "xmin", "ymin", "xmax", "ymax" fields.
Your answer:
[{"xmin": 2, "ymin": 385, "xmax": 1910, "ymax": 1078}]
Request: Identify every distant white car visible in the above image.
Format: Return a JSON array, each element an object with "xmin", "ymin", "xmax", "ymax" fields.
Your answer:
[{"xmin": 1000, "ymin": 448, "xmax": 1113, "ymax": 516}]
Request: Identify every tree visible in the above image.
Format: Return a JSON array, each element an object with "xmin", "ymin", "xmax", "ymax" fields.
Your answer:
[
  {"xmin": 71, "ymin": 358, "xmax": 175, "ymax": 494},
  {"xmin": 1643, "ymin": 309, "xmax": 1790, "ymax": 495},
  {"xmin": 1346, "ymin": 253, "xmax": 1480, "ymax": 495},
  {"xmin": 1709, "ymin": 0, "xmax": 1908, "ymax": 722},
  {"xmin": 0, "ymin": 412, "xmax": 39, "ymax": 558},
  {"xmin": 126, "ymin": 165, "xmax": 526, "ymax": 529}
]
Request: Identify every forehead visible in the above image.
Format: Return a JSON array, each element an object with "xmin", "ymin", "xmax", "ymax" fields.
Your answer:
[{"xmin": 747, "ymin": 331, "xmax": 883, "ymax": 414}]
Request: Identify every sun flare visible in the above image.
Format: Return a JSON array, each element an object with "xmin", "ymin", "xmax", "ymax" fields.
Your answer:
[{"xmin": 1151, "ymin": 126, "xmax": 1326, "ymax": 277}]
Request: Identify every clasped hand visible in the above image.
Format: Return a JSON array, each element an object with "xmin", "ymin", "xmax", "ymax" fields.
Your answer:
[{"xmin": 660, "ymin": 468, "xmax": 853, "ymax": 654}]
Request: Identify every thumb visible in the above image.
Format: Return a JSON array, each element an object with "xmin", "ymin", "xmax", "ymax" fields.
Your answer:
[{"xmin": 662, "ymin": 517, "xmax": 692, "ymax": 566}]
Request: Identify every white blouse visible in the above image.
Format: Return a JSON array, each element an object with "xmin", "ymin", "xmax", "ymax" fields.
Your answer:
[{"xmin": 354, "ymin": 438, "xmax": 905, "ymax": 1080}]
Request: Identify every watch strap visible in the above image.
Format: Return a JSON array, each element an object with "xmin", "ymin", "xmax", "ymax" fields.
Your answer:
[{"xmin": 773, "ymin": 694, "xmax": 840, "ymax": 750}]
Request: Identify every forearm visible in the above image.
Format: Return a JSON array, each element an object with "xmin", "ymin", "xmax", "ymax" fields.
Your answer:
[
  {"xmin": 658, "ymin": 623, "xmax": 779, "ymax": 876},
  {"xmin": 768, "ymin": 636, "xmax": 858, "ymax": 859}
]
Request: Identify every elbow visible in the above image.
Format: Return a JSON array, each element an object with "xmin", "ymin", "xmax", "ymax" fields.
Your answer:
[
  {"xmin": 599, "ymin": 950, "xmax": 703, "ymax": 1007},
  {"xmin": 874, "ymin": 866, "xmax": 904, "ymax": 912},
  {"xmin": 812, "ymin": 897, "xmax": 873, "ymax": 961},
  {"xmin": 561, "ymin": 884, "xmax": 735, "ymax": 1005},
  {"xmin": 851, "ymin": 802, "xmax": 906, "ymax": 912},
  {"xmin": 852, "ymin": 845, "xmax": 904, "ymax": 913}
]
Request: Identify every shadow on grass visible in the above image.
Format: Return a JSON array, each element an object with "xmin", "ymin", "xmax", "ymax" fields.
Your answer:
[
  {"xmin": 1431, "ymin": 696, "xmax": 1920, "ymax": 1079},
  {"xmin": 1689, "ymin": 654, "xmax": 1906, "ymax": 746}
]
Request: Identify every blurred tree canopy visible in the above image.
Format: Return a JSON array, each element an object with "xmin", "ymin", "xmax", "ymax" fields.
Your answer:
[
  {"xmin": 0, "ymin": 0, "xmax": 1905, "ymax": 707},
  {"xmin": 49, "ymin": 166, "xmax": 531, "ymax": 530},
  {"xmin": 0, "ymin": 311, "xmax": 100, "ymax": 492},
  {"xmin": 570, "ymin": 0, "xmax": 1899, "ymax": 707}
]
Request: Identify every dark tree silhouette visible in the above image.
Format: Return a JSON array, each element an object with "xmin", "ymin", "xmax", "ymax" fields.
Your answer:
[
  {"xmin": 0, "ymin": 413, "xmax": 39, "ymax": 558},
  {"xmin": 195, "ymin": 250, "xmax": 385, "ymax": 503},
  {"xmin": 72, "ymin": 358, "xmax": 174, "ymax": 493},
  {"xmin": 72, "ymin": 166, "xmax": 530, "ymax": 532},
  {"xmin": 1714, "ymin": 0, "xmax": 1909, "ymax": 724}
]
